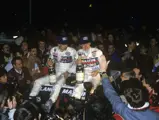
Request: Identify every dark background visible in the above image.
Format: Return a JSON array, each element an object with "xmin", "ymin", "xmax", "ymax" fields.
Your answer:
[{"xmin": 0, "ymin": 0, "xmax": 159, "ymax": 32}]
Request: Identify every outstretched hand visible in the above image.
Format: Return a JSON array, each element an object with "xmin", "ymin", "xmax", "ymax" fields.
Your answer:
[
  {"xmin": 63, "ymin": 71, "xmax": 69, "ymax": 79},
  {"xmin": 7, "ymin": 96, "xmax": 17, "ymax": 109}
]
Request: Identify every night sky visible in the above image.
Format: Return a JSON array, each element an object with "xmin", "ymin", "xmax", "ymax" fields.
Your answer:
[{"xmin": 0, "ymin": 0, "xmax": 159, "ymax": 31}]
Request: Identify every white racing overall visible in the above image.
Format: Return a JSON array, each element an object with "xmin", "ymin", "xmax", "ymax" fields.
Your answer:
[
  {"xmin": 72, "ymin": 47, "xmax": 107, "ymax": 99},
  {"xmin": 30, "ymin": 46, "xmax": 77, "ymax": 103}
]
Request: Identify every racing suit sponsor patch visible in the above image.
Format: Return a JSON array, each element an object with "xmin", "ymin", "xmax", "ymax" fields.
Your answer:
[
  {"xmin": 82, "ymin": 57, "xmax": 100, "ymax": 71},
  {"xmin": 92, "ymin": 51, "xmax": 97, "ymax": 57},
  {"xmin": 65, "ymin": 52, "xmax": 71, "ymax": 56},
  {"xmin": 53, "ymin": 53, "xmax": 58, "ymax": 62},
  {"xmin": 60, "ymin": 56, "xmax": 73, "ymax": 63}
]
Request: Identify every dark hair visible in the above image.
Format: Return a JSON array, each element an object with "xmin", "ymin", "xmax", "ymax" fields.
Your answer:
[
  {"xmin": 29, "ymin": 44, "xmax": 37, "ymax": 51},
  {"xmin": 38, "ymin": 39, "xmax": 45, "ymax": 43},
  {"xmin": 14, "ymin": 108, "xmax": 33, "ymax": 120},
  {"xmin": 108, "ymin": 43, "xmax": 115, "ymax": 47},
  {"xmin": 121, "ymin": 78, "xmax": 149, "ymax": 108},
  {"xmin": 0, "ymin": 68, "xmax": 6, "ymax": 77},
  {"xmin": 121, "ymin": 68, "xmax": 132, "ymax": 74},
  {"xmin": 122, "ymin": 71, "xmax": 136, "ymax": 79},
  {"xmin": 150, "ymin": 36, "xmax": 157, "ymax": 40},
  {"xmin": 11, "ymin": 57, "xmax": 23, "ymax": 65},
  {"xmin": 20, "ymin": 41, "xmax": 28, "ymax": 48},
  {"xmin": 14, "ymin": 100, "xmax": 39, "ymax": 120},
  {"xmin": 127, "ymin": 36, "xmax": 137, "ymax": 45},
  {"xmin": 120, "ymin": 70, "xmax": 136, "ymax": 80}
]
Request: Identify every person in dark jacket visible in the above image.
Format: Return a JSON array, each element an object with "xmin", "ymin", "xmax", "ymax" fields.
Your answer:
[
  {"xmin": 37, "ymin": 39, "xmax": 47, "ymax": 66},
  {"xmin": 0, "ymin": 68, "xmax": 9, "ymax": 120},
  {"xmin": 0, "ymin": 68, "xmax": 8, "ymax": 107},
  {"xmin": 7, "ymin": 57, "xmax": 32, "ymax": 95},
  {"xmin": 107, "ymin": 44, "xmax": 122, "ymax": 71}
]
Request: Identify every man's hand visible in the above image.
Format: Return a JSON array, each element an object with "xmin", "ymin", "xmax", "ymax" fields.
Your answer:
[
  {"xmin": 26, "ymin": 80, "xmax": 31, "ymax": 84},
  {"xmin": 63, "ymin": 71, "xmax": 69, "ymax": 79},
  {"xmin": 76, "ymin": 59, "xmax": 82, "ymax": 64},
  {"xmin": 7, "ymin": 96, "xmax": 17, "ymax": 109},
  {"xmin": 32, "ymin": 69, "xmax": 40, "ymax": 74},
  {"xmin": 12, "ymin": 96, "xmax": 17, "ymax": 108},
  {"xmin": 91, "ymin": 70, "xmax": 99, "ymax": 77}
]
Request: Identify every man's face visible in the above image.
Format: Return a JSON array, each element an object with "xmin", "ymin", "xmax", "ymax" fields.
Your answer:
[
  {"xmin": 39, "ymin": 41, "xmax": 45, "ymax": 50},
  {"xmin": 58, "ymin": 44, "xmax": 68, "ymax": 51},
  {"xmin": 21, "ymin": 42, "xmax": 28, "ymax": 51},
  {"xmin": 108, "ymin": 45, "xmax": 115, "ymax": 55},
  {"xmin": 128, "ymin": 42, "xmax": 136, "ymax": 50},
  {"xmin": 98, "ymin": 44, "xmax": 104, "ymax": 51},
  {"xmin": 81, "ymin": 43, "xmax": 91, "ymax": 51},
  {"xmin": 108, "ymin": 34, "xmax": 114, "ymax": 42},
  {"xmin": 133, "ymin": 68, "xmax": 142, "ymax": 80},
  {"xmin": 120, "ymin": 72, "xmax": 130, "ymax": 81},
  {"xmin": 41, "ymin": 30, "xmax": 46, "ymax": 36},
  {"xmin": 13, "ymin": 60, "xmax": 23, "ymax": 71},
  {"xmin": 47, "ymin": 45, "xmax": 53, "ymax": 51},
  {"xmin": 140, "ymin": 46, "xmax": 147, "ymax": 54},
  {"xmin": 0, "ymin": 75, "xmax": 7, "ymax": 84},
  {"xmin": 150, "ymin": 38, "xmax": 157, "ymax": 47},
  {"xmin": 3, "ymin": 44, "xmax": 10, "ymax": 54},
  {"xmin": 30, "ymin": 48, "xmax": 37, "ymax": 57}
]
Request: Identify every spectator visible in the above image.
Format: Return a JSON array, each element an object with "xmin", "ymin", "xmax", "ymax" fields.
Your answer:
[
  {"xmin": 37, "ymin": 39, "xmax": 47, "ymax": 66},
  {"xmin": 102, "ymin": 73, "xmax": 159, "ymax": 120},
  {"xmin": 0, "ymin": 44, "xmax": 13, "ymax": 68},
  {"xmin": 7, "ymin": 57, "xmax": 32, "ymax": 95},
  {"xmin": 27, "ymin": 45, "xmax": 42, "ymax": 80},
  {"xmin": 107, "ymin": 44, "xmax": 122, "ymax": 71},
  {"xmin": 148, "ymin": 37, "xmax": 159, "ymax": 59}
]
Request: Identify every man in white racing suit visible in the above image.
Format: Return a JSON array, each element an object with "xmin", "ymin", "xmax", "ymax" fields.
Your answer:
[
  {"xmin": 72, "ymin": 36, "xmax": 107, "ymax": 99},
  {"xmin": 29, "ymin": 36, "xmax": 77, "ymax": 112}
]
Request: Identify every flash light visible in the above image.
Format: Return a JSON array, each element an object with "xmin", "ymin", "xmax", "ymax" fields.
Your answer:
[
  {"xmin": 13, "ymin": 36, "xmax": 18, "ymax": 39},
  {"xmin": 136, "ymin": 42, "xmax": 139, "ymax": 46}
]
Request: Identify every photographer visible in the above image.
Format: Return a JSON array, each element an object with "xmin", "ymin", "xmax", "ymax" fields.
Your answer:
[
  {"xmin": 14, "ymin": 100, "xmax": 39, "ymax": 120},
  {"xmin": 0, "ymin": 68, "xmax": 8, "ymax": 120},
  {"xmin": 0, "ymin": 68, "xmax": 8, "ymax": 107},
  {"xmin": 0, "ymin": 68, "xmax": 17, "ymax": 120}
]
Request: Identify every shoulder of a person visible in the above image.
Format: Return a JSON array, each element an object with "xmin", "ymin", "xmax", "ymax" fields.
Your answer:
[
  {"xmin": 50, "ymin": 46, "xmax": 58, "ymax": 51},
  {"xmin": 7, "ymin": 68, "xmax": 14, "ymax": 73},
  {"xmin": 67, "ymin": 47, "xmax": 76, "ymax": 52},
  {"xmin": 77, "ymin": 48, "xmax": 83, "ymax": 53},
  {"xmin": 91, "ymin": 47, "xmax": 103, "ymax": 56}
]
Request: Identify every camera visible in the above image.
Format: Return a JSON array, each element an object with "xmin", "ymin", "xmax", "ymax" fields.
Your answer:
[{"xmin": 14, "ymin": 100, "xmax": 40, "ymax": 120}]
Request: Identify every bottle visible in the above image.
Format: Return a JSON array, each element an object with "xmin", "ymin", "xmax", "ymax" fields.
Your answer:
[
  {"xmin": 48, "ymin": 66, "xmax": 56, "ymax": 84},
  {"xmin": 76, "ymin": 54, "xmax": 84, "ymax": 83},
  {"xmin": 34, "ymin": 63, "xmax": 40, "ymax": 73}
]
